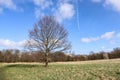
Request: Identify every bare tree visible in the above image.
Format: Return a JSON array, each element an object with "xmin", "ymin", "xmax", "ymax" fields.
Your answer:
[{"xmin": 27, "ymin": 16, "xmax": 71, "ymax": 67}]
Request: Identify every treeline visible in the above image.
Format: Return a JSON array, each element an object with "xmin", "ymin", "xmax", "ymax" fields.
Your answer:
[{"xmin": 0, "ymin": 47, "xmax": 120, "ymax": 63}]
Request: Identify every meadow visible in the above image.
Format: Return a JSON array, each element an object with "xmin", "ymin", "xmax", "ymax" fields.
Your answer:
[{"xmin": 0, "ymin": 59, "xmax": 120, "ymax": 80}]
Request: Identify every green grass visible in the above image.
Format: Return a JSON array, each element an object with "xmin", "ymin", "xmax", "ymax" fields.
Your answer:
[{"xmin": 0, "ymin": 59, "xmax": 120, "ymax": 80}]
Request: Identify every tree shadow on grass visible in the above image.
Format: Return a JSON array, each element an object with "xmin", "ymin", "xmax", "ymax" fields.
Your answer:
[
  {"xmin": 0, "ymin": 64, "xmax": 44, "ymax": 80},
  {"xmin": 6, "ymin": 64, "xmax": 43, "ymax": 68}
]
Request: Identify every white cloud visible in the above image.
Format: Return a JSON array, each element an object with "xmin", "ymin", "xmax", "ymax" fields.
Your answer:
[
  {"xmin": 58, "ymin": 0, "xmax": 73, "ymax": 3},
  {"xmin": 33, "ymin": 0, "xmax": 53, "ymax": 10},
  {"xmin": 33, "ymin": 0, "xmax": 42, "ymax": 6},
  {"xmin": 0, "ymin": 39, "xmax": 27, "ymax": 49},
  {"xmin": 110, "ymin": 40, "xmax": 116, "ymax": 44},
  {"xmin": 81, "ymin": 31, "xmax": 115, "ymax": 43},
  {"xmin": 33, "ymin": 0, "xmax": 75, "ymax": 21},
  {"xmin": 101, "ymin": 31, "xmax": 115, "ymax": 39},
  {"xmin": 91, "ymin": 0, "xmax": 120, "ymax": 13},
  {"xmin": 55, "ymin": 3, "xmax": 75, "ymax": 22},
  {"xmin": 81, "ymin": 37, "xmax": 99, "ymax": 43},
  {"xmin": 101, "ymin": 46, "xmax": 113, "ymax": 52},
  {"xmin": 0, "ymin": 0, "xmax": 16, "ymax": 10},
  {"xmin": 104, "ymin": 0, "xmax": 120, "ymax": 12},
  {"xmin": 117, "ymin": 33, "xmax": 120, "ymax": 38},
  {"xmin": 17, "ymin": 40, "xmax": 28, "ymax": 47},
  {"xmin": 0, "ymin": 7, "xmax": 3, "ymax": 13},
  {"xmin": 59, "ymin": 3, "xmax": 74, "ymax": 19},
  {"xmin": 101, "ymin": 46, "xmax": 105, "ymax": 49},
  {"xmin": 35, "ymin": 8, "xmax": 44, "ymax": 18},
  {"xmin": 0, "ymin": 39, "xmax": 15, "ymax": 47},
  {"xmin": 91, "ymin": 0, "xmax": 101, "ymax": 3},
  {"xmin": 81, "ymin": 38, "xmax": 91, "ymax": 43},
  {"xmin": 33, "ymin": 0, "xmax": 53, "ymax": 18}
]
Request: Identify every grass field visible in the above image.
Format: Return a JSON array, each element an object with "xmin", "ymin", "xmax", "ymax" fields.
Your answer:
[{"xmin": 0, "ymin": 59, "xmax": 120, "ymax": 80}]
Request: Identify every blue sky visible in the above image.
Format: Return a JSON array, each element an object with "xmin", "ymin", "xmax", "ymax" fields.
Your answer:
[{"xmin": 0, "ymin": 0, "xmax": 120, "ymax": 54}]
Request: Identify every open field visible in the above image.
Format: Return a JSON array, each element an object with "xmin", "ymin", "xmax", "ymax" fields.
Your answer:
[{"xmin": 0, "ymin": 59, "xmax": 120, "ymax": 80}]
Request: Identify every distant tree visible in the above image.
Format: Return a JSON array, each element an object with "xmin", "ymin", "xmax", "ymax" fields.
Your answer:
[
  {"xmin": 3, "ymin": 50, "xmax": 12, "ymax": 62},
  {"xmin": 79, "ymin": 55, "xmax": 88, "ymax": 61},
  {"xmin": 102, "ymin": 53, "xmax": 109, "ymax": 59},
  {"xmin": 21, "ymin": 52, "xmax": 30, "ymax": 62},
  {"xmin": 0, "ymin": 51, "xmax": 4, "ymax": 62},
  {"xmin": 88, "ymin": 51, "xmax": 96, "ymax": 60},
  {"xmin": 51, "ymin": 52, "xmax": 67, "ymax": 62},
  {"xmin": 12, "ymin": 49, "xmax": 20, "ymax": 62},
  {"xmin": 26, "ymin": 15, "xmax": 71, "ymax": 67},
  {"xmin": 66, "ymin": 55, "xmax": 74, "ymax": 61},
  {"xmin": 113, "ymin": 47, "xmax": 120, "ymax": 58}
]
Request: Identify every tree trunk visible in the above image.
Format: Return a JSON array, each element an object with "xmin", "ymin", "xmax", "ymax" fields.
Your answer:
[{"xmin": 45, "ymin": 52, "xmax": 48, "ymax": 67}]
